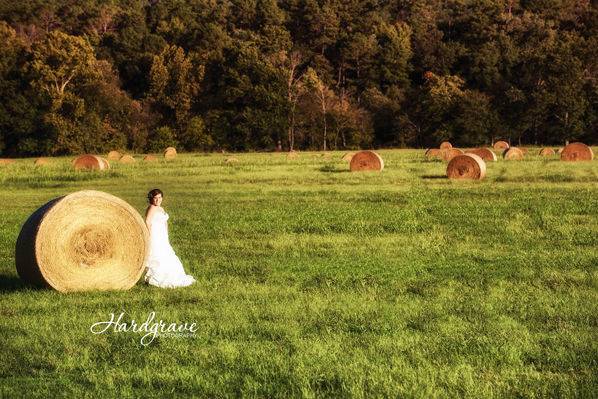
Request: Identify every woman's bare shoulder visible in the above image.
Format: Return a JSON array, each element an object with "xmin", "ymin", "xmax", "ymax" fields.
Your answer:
[{"xmin": 145, "ymin": 205, "xmax": 158, "ymax": 217}]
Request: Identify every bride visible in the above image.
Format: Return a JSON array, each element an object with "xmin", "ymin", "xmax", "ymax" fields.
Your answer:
[{"xmin": 143, "ymin": 188, "xmax": 196, "ymax": 288}]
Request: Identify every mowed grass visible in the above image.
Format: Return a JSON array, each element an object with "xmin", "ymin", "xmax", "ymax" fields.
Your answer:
[{"xmin": 0, "ymin": 149, "xmax": 596, "ymax": 398}]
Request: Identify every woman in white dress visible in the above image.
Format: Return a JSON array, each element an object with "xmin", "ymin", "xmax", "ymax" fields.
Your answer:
[{"xmin": 143, "ymin": 189, "xmax": 196, "ymax": 288}]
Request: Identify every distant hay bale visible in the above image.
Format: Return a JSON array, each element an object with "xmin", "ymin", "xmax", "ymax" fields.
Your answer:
[
  {"xmin": 539, "ymin": 148, "xmax": 555, "ymax": 157},
  {"xmin": 286, "ymin": 151, "xmax": 299, "ymax": 160},
  {"xmin": 465, "ymin": 148, "xmax": 497, "ymax": 162},
  {"xmin": 73, "ymin": 155, "xmax": 109, "ymax": 171},
  {"xmin": 425, "ymin": 148, "xmax": 442, "ymax": 160},
  {"xmin": 519, "ymin": 147, "xmax": 529, "ymax": 154},
  {"xmin": 439, "ymin": 141, "xmax": 452, "ymax": 149},
  {"xmin": 440, "ymin": 148, "xmax": 464, "ymax": 162},
  {"xmin": 560, "ymin": 142, "xmax": 594, "ymax": 161},
  {"xmin": 342, "ymin": 152, "xmax": 355, "ymax": 162},
  {"xmin": 34, "ymin": 158, "xmax": 50, "ymax": 166},
  {"xmin": 556, "ymin": 147, "xmax": 563, "ymax": 154},
  {"xmin": 143, "ymin": 155, "xmax": 157, "ymax": 162},
  {"xmin": 164, "ymin": 147, "xmax": 177, "ymax": 159},
  {"xmin": 15, "ymin": 190, "xmax": 149, "ymax": 292},
  {"xmin": 0, "ymin": 158, "xmax": 15, "ymax": 165},
  {"xmin": 119, "ymin": 154, "xmax": 136, "ymax": 164},
  {"xmin": 107, "ymin": 151, "xmax": 122, "ymax": 161},
  {"xmin": 494, "ymin": 140, "xmax": 509, "ymax": 150},
  {"xmin": 503, "ymin": 147, "xmax": 524, "ymax": 160},
  {"xmin": 349, "ymin": 150, "xmax": 384, "ymax": 171},
  {"xmin": 224, "ymin": 157, "xmax": 239, "ymax": 164},
  {"xmin": 446, "ymin": 153, "xmax": 486, "ymax": 180}
]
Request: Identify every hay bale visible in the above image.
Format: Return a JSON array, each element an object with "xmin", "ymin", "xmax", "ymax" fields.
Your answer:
[
  {"xmin": 164, "ymin": 147, "xmax": 177, "ymax": 159},
  {"xmin": 556, "ymin": 147, "xmax": 564, "ymax": 154},
  {"xmin": 520, "ymin": 147, "xmax": 529, "ymax": 155},
  {"xmin": 119, "ymin": 154, "xmax": 136, "ymax": 164},
  {"xmin": 34, "ymin": 158, "xmax": 50, "ymax": 166},
  {"xmin": 425, "ymin": 148, "xmax": 442, "ymax": 160},
  {"xmin": 349, "ymin": 150, "xmax": 384, "ymax": 171},
  {"xmin": 560, "ymin": 142, "xmax": 594, "ymax": 161},
  {"xmin": 446, "ymin": 153, "xmax": 486, "ymax": 180},
  {"xmin": 493, "ymin": 140, "xmax": 509, "ymax": 150},
  {"xmin": 503, "ymin": 147, "xmax": 524, "ymax": 160},
  {"xmin": 99, "ymin": 157, "xmax": 110, "ymax": 169},
  {"xmin": 286, "ymin": 151, "xmax": 299, "ymax": 160},
  {"xmin": 107, "ymin": 151, "xmax": 122, "ymax": 161},
  {"xmin": 0, "ymin": 158, "xmax": 15, "ymax": 165},
  {"xmin": 539, "ymin": 148, "xmax": 555, "ymax": 157},
  {"xmin": 73, "ymin": 155, "xmax": 107, "ymax": 171},
  {"xmin": 465, "ymin": 148, "xmax": 497, "ymax": 162},
  {"xmin": 143, "ymin": 155, "xmax": 157, "ymax": 162},
  {"xmin": 439, "ymin": 141, "xmax": 452, "ymax": 149},
  {"xmin": 224, "ymin": 157, "xmax": 239, "ymax": 164},
  {"xmin": 15, "ymin": 190, "xmax": 149, "ymax": 292},
  {"xmin": 440, "ymin": 148, "xmax": 464, "ymax": 162},
  {"xmin": 342, "ymin": 152, "xmax": 356, "ymax": 162}
]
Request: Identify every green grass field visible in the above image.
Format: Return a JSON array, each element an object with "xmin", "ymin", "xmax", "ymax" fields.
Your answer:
[{"xmin": 0, "ymin": 149, "xmax": 597, "ymax": 398}]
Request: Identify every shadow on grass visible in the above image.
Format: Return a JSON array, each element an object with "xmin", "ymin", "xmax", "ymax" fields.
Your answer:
[
  {"xmin": 319, "ymin": 165, "xmax": 350, "ymax": 173},
  {"xmin": 0, "ymin": 274, "xmax": 43, "ymax": 292},
  {"xmin": 421, "ymin": 174, "xmax": 447, "ymax": 179}
]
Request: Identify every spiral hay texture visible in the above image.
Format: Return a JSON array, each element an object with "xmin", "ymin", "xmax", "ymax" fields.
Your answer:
[
  {"xmin": 119, "ymin": 154, "xmax": 136, "ymax": 164},
  {"xmin": 560, "ymin": 142, "xmax": 593, "ymax": 161},
  {"xmin": 349, "ymin": 151, "xmax": 384, "ymax": 171},
  {"xmin": 164, "ymin": 147, "xmax": 177, "ymax": 159},
  {"xmin": 15, "ymin": 190, "xmax": 149, "ymax": 292},
  {"xmin": 539, "ymin": 148, "xmax": 555, "ymax": 157},
  {"xmin": 494, "ymin": 140, "xmax": 509, "ymax": 150},
  {"xmin": 73, "ymin": 155, "xmax": 110, "ymax": 171},
  {"xmin": 465, "ymin": 148, "xmax": 496, "ymax": 162},
  {"xmin": 342, "ymin": 152, "xmax": 355, "ymax": 162},
  {"xmin": 503, "ymin": 147, "xmax": 524, "ymax": 160},
  {"xmin": 107, "ymin": 151, "xmax": 122, "ymax": 161},
  {"xmin": 440, "ymin": 141, "xmax": 452, "ymax": 149},
  {"xmin": 446, "ymin": 154, "xmax": 486, "ymax": 180},
  {"xmin": 440, "ymin": 148, "xmax": 464, "ymax": 162}
]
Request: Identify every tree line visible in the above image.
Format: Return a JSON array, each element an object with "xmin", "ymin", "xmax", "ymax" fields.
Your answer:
[{"xmin": 0, "ymin": 0, "xmax": 596, "ymax": 156}]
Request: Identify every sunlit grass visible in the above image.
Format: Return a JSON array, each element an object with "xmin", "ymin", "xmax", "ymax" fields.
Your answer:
[{"xmin": 0, "ymin": 149, "xmax": 596, "ymax": 397}]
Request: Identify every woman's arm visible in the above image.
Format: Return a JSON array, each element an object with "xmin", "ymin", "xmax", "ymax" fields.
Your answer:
[{"xmin": 145, "ymin": 206, "xmax": 156, "ymax": 230}]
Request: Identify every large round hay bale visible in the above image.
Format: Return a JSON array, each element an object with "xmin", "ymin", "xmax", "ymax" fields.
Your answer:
[
  {"xmin": 119, "ymin": 154, "xmax": 136, "ymax": 164},
  {"xmin": 34, "ymin": 158, "xmax": 50, "ymax": 166},
  {"xmin": 0, "ymin": 158, "xmax": 15, "ymax": 165},
  {"xmin": 440, "ymin": 148, "xmax": 464, "ymax": 162},
  {"xmin": 440, "ymin": 141, "xmax": 452, "ymax": 149},
  {"xmin": 342, "ymin": 152, "xmax": 355, "ymax": 162},
  {"xmin": 349, "ymin": 150, "xmax": 384, "ymax": 171},
  {"xmin": 15, "ymin": 190, "xmax": 149, "ymax": 292},
  {"xmin": 107, "ymin": 151, "xmax": 121, "ymax": 161},
  {"xmin": 73, "ymin": 155, "xmax": 106, "ymax": 171},
  {"xmin": 143, "ymin": 155, "xmax": 157, "ymax": 162},
  {"xmin": 560, "ymin": 142, "xmax": 594, "ymax": 161},
  {"xmin": 447, "ymin": 154, "xmax": 486, "ymax": 180},
  {"xmin": 494, "ymin": 140, "xmax": 509, "ymax": 150},
  {"xmin": 519, "ymin": 147, "xmax": 529, "ymax": 155},
  {"xmin": 465, "ymin": 148, "xmax": 497, "ymax": 162},
  {"xmin": 425, "ymin": 148, "xmax": 442, "ymax": 160},
  {"xmin": 539, "ymin": 148, "xmax": 555, "ymax": 157},
  {"xmin": 164, "ymin": 147, "xmax": 177, "ymax": 159},
  {"xmin": 503, "ymin": 147, "xmax": 524, "ymax": 160}
]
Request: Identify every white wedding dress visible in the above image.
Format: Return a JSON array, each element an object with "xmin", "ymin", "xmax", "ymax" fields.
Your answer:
[{"xmin": 144, "ymin": 209, "xmax": 196, "ymax": 288}]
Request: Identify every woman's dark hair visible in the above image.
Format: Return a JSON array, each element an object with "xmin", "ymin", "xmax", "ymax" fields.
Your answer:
[{"xmin": 147, "ymin": 188, "xmax": 163, "ymax": 204}]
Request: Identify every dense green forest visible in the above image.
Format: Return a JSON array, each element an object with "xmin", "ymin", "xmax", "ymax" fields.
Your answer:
[{"xmin": 0, "ymin": 0, "xmax": 596, "ymax": 155}]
